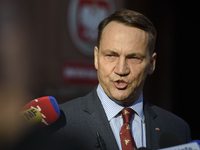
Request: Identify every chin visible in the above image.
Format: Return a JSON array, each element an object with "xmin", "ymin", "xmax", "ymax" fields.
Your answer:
[
  {"xmin": 113, "ymin": 98, "xmax": 131, "ymax": 106},
  {"xmin": 113, "ymin": 90, "xmax": 130, "ymax": 99},
  {"xmin": 111, "ymin": 91, "xmax": 137, "ymax": 106},
  {"xmin": 112, "ymin": 94, "xmax": 129, "ymax": 102}
]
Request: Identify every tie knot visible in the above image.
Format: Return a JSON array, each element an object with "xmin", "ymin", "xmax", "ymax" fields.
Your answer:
[{"xmin": 121, "ymin": 108, "xmax": 134, "ymax": 123}]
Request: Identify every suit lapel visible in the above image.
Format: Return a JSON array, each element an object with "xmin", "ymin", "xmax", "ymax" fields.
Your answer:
[
  {"xmin": 144, "ymin": 102, "xmax": 162, "ymax": 150},
  {"xmin": 83, "ymin": 88, "xmax": 119, "ymax": 150}
]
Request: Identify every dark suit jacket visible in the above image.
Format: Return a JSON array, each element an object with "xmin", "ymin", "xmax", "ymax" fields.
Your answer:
[{"xmin": 45, "ymin": 87, "xmax": 191, "ymax": 150}]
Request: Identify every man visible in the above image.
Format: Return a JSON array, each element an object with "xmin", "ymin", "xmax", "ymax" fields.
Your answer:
[{"xmin": 52, "ymin": 9, "xmax": 191, "ymax": 150}]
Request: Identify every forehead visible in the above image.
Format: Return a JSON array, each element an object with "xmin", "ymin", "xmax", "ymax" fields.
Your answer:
[{"xmin": 100, "ymin": 21, "xmax": 149, "ymax": 54}]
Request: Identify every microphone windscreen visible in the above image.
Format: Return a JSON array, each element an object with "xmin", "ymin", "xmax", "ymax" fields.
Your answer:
[
  {"xmin": 189, "ymin": 140, "xmax": 200, "ymax": 147},
  {"xmin": 159, "ymin": 131, "xmax": 184, "ymax": 148},
  {"xmin": 49, "ymin": 96, "xmax": 60, "ymax": 116},
  {"xmin": 21, "ymin": 96, "xmax": 60, "ymax": 127}
]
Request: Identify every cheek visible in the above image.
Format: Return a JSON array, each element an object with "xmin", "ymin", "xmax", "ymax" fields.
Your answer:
[
  {"xmin": 97, "ymin": 62, "xmax": 113, "ymax": 83},
  {"xmin": 130, "ymin": 64, "xmax": 149, "ymax": 83},
  {"xmin": 98, "ymin": 58, "xmax": 115, "ymax": 76}
]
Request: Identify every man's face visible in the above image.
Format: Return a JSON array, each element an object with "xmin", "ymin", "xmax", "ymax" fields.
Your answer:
[{"xmin": 94, "ymin": 21, "xmax": 156, "ymax": 106}]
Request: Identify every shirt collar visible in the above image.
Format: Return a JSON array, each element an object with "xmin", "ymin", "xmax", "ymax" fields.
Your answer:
[{"xmin": 96, "ymin": 84, "xmax": 144, "ymax": 122}]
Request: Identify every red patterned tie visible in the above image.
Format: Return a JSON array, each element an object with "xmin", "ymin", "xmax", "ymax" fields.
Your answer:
[{"xmin": 120, "ymin": 108, "xmax": 137, "ymax": 150}]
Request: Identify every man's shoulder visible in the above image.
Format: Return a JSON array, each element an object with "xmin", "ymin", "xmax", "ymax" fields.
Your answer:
[
  {"xmin": 59, "ymin": 88, "xmax": 98, "ymax": 111},
  {"xmin": 145, "ymin": 102, "xmax": 191, "ymax": 136},
  {"xmin": 60, "ymin": 96, "xmax": 86, "ymax": 108},
  {"xmin": 146, "ymin": 102, "xmax": 191, "ymax": 143},
  {"xmin": 147, "ymin": 102, "xmax": 186, "ymax": 123},
  {"xmin": 59, "ymin": 95, "xmax": 87, "ymax": 112}
]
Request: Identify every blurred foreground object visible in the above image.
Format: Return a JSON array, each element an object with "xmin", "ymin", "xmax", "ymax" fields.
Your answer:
[{"xmin": 0, "ymin": 1, "xmax": 32, "ymax": 149}]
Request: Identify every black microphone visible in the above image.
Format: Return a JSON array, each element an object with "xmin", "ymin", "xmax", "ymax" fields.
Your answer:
[{"xmin": 159, "ymin": 131, "xmax": 184, "ymax": 149}]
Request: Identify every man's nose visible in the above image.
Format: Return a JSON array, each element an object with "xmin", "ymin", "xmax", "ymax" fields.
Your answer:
[{"xmin": 114, "ymin": 58, "xmax": 130, "ymax": 76}]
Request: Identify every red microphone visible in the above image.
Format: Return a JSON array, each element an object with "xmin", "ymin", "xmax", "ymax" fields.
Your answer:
[{"xmin": 21, "ymin": 96, "xmax": 60, "ymax": 127}]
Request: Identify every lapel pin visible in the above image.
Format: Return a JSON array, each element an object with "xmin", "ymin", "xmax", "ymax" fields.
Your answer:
[{"xmin": 155, "ymin": 127, "xmax": 160, "ymax": 131}]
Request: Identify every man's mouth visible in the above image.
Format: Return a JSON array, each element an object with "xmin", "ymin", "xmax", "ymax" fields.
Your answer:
[{"xmin": 113, "ymin": 80, "xmax": 128, "ymax": 90}]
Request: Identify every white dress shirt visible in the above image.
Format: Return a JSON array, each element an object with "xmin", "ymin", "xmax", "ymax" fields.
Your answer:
[{"xmin": 96, "ymin": 84, "xmax": 146, "ymax": 150}]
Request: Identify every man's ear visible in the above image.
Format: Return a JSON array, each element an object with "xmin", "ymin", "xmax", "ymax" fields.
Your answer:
[
  {"xmin": 148, "ymin": 52, "xmax": 157, "ymax": 75},
  {"xmin": 94, "ymin": 46, "xmax": 99, "ymax": 70}
]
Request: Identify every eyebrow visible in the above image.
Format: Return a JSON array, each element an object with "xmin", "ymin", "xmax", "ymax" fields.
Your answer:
[
  {"xmin": 127, "ymin": 53, "xmax": 146, "ymax": 58},
  {"xmin": 102, "ymin": 49, "xmax": 146, "ymax": 58},
  {"xmin": 102, "ymin": 49, "xmax": 118, "ymax": 55}
]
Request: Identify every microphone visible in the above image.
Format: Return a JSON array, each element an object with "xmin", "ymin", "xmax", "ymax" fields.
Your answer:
[
  {"xmin": 21, "ymin": 96, "xmax": 60, "ymax": 127},
  {"xmin": 159, "ymin": 141, "xmax": 200, "ymax": 150},
  {"xmin": 159, "ymin": 131, "xmax": 200, "ymax": 150},
  {"xmin": 190, "ymin": 140, "xmax": 200, "ymax": 146},
  {"xmin": 159, "ymin": 131, "xmax": 184, "ymax": 148}
]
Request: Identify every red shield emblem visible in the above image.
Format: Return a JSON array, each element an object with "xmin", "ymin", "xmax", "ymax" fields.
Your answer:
[
  {"xmin": 77, "ymin": 0, "xmax": 110, "ymax": 44},
  {"xmin": 68, "ymin": 0, "xmax": 115, "ymax": 56}
]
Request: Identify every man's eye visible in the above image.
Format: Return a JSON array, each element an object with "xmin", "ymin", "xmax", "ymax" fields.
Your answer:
[
  {"xmin": 128, "ymin": 57, "xmax": 142, "ymax": 64},
  {"xmin": 108, "ymin": 55, "xmax": 114, "ymax": 57},
  {"xmin": 127, "ymin": 56, "xmax": 138, "ymax": 59},
  {"xmin": 106, "ymin": 54, "xmax": 116, "ymax": 58},
  {"xmin": 131, "ymin": 57, "xmax": 137, "ymax": 59},
  {"xmin": 105, "ymin": 54, "xmax": 117, "ymax": 61}
]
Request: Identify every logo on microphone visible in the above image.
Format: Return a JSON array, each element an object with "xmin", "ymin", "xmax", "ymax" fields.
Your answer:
[
  {"xmin": 30, "ymin": 99, "xmax": 49, "ymax": 126},
  {"xmin": 21, "ymin": 108, "xmax": 41, "ymax": 123}
]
